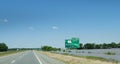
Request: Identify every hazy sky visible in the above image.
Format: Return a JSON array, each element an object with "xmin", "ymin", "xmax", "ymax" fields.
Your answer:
[{"xmin": 0, "ymin": 0, "xmax": 120, "ymax": 48}]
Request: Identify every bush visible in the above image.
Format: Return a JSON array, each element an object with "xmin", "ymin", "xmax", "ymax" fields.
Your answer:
[{"xmin": 105, "ymin": 52, "xmax": 116, "ymax": 55}]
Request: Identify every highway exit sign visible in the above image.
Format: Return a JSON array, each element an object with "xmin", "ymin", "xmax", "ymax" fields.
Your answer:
[{"xmin": 65, "ymin": 38, "xmax": 80, "ymax": 49}]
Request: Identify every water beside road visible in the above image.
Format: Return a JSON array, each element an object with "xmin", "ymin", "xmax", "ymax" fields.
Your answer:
[{"xmin": 58, "ymin": 48, "xmax": 120, "ymax": 61}]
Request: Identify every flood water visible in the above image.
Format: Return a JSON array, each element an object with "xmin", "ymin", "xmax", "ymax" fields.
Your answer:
[{"xmin": 59, "ymin": 48, "xmax": 120, "ymax": 61}]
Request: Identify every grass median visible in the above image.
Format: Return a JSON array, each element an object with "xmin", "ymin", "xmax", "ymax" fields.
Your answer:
[
  {"xmin": 0, "ymin": 50, "xmax": 25, "ymax": 57},
  {"xmin": 37, "ymin": 51, "xmax": 120, "ymax": 64}
]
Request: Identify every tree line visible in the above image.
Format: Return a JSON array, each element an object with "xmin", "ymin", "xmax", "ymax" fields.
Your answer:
[
  {"xmin": 41, "ymin": 46, "xmax": 61, "ymax": 51},
  {"xmin": 78, "ymin": 42, "xmax": 120, "ymax": 49},
  {"xmin": 0, "ymin": 43, "xmax": 8, "ymax": 51},
  {"xmin": 41, "ymin": 42, "xmax": 120, "ymax": 51},
  {"xmin": 8, "ymin": 48, "xmax": 41, "ymax": 51}
]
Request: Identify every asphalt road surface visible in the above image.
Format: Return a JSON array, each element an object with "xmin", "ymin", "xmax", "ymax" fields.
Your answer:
[{"xmin": 0, "ymin": 51, "xmax": 65, "ymax": 64}]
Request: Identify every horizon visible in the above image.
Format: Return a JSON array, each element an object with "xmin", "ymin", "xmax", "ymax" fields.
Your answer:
[{"xmin": 0, "ymin": 0, "xmax": 120, "ymax": 48}]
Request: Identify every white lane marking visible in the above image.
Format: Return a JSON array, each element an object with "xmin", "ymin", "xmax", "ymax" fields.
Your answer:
[
  {"xmin": 11, "ymin": 60, "xmax": 16, "ymax": 63},
  {"xmin": 33, "ymin": 51, "xmax": 42, "ymax": 64},
  {"xmin": 19, "ymin": 51, "xmax": 28, "ymax": 59}
]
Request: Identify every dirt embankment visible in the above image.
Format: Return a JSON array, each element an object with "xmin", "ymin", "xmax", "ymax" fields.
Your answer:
[{"xmin": 38, "ymin": 51, "xmax": 120, "ymax": 64}]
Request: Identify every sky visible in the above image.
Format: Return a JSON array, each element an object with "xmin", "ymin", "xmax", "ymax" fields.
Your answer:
[{"xmin": 0, "ymin": 0, "xmax": 120, "ymax": 48}]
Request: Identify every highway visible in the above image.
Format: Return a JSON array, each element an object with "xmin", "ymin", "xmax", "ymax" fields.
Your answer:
[{"xmin": 0, "ymin": 51, "xmax": 65, "ymax": 64}]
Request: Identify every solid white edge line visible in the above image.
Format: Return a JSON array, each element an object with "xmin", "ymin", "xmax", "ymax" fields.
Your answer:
[{"xmin": 33, "ymin": 51, "xmax": 42, "ymax": 64}]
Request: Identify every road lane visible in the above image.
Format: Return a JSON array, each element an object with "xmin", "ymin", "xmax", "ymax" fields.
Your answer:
[
  {"xmin": 35, "ymin": 51, "xmax": 65, "ymax": 64},
  {"xmin": 33, "ymin": 51, "xmax": 42, "ymax": 64},
  {"xmin": 0, "ymin": 51, "xmax": 27, "ymax": 64},
  {"xmin": 0, "ymin": 50, "xmax": 65, "ymax": 64},
  {"xmin": 13, "ymin": 51, "xmax": 40, "ymax": 64}
]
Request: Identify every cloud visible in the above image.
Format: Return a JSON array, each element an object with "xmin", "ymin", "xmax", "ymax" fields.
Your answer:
[
  {"xmin": 0, "ymin": 18, "xmax": 8, "ymax": 23},
  {"xmin": 3, "ymin": 18, "xmax": 8, "ymax": 22},
  {"xmin": 28, "ymin": 26, "xmax": 34, "ymax": 30},
  {"xmin": 52, "ymin": 26, "xmax": 59, "ymax": 30}
]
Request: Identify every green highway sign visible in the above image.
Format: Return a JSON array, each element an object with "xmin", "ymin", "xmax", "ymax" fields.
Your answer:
[{"xmin": 65, "ymin": 38, "xmax": 80, "ymax": 48}]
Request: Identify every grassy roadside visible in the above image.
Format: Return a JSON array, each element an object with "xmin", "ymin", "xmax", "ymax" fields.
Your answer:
[
  {"xmin": 37, "ymin": 51, "xmax": 120, "ymax": 64},
  {"xmin": 61, "ymin": 53, "xmax": 118, "ymax": 62},
  {"xmin": 0, "ymin": 50, "xmax": 25, "ymax": 57}
]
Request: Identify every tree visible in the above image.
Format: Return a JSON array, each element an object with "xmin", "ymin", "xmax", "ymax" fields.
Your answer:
[
  {"xmin": 0, "ymin": 43, "xmax": 8, "ymax": 51},
  {"xmin": 80, "ymin": 42, "xmax": 120, "ymax": 49},
  {"xmin": 41, "ymin": 46, "xmax": 52, "ymax": 51},
  {"xmin": 117, "ymin": 42, "xmax": 120, "ymax": 48},
  {"xmin": 110, "ymin": 42, "xmax": 117, "ymax": 48},
  {"xmin": 41, "ymin": 46, "xmax": 60, "ymax": 51},
  {"xmin": 84, "ymin": 43, "xmax": 95, "ymax": 49},
  {"xmin": 102, "ymin": 43, "xmax": 108, "ymax": 49},
  {"xmin": 78, "ymin": 43, "xmax": 83, "ymax": 49},
  {"xmin": 94, "ymin": 44, "xmax": 101, "ymax": 49}
]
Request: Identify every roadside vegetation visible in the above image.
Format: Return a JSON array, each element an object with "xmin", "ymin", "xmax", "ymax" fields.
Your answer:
[
  {"xmin": 40, "ymin": 45, "xmax": 120, "ymax": 64},
  {"xmin": 41, "ymin": 46, "xmax": 61, "ymax": 51},
  {"xmin": 41, "ymin": 42, "xmax": 120, "ymax": 51},
  {"xmin": 104, "ymin": 52, "xmax": 116, "ymax": 55},
  {"xmin": 0, "ymin": 50, "xmax": 23, "ymax": 57},
  {"xmin": 79, "ymin": 42, "xmax": 120, "ymax": 49},
  {"xmin": 0, "ymin": 43, "xmax": 8, "ymax": 52},
  {"xmin": 38, "ymin": 51, "xmax": 120, "ymax": 64},
  {"xmin": 0, "ymin": 43, "xmax": 27, "ymax": 57}
]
